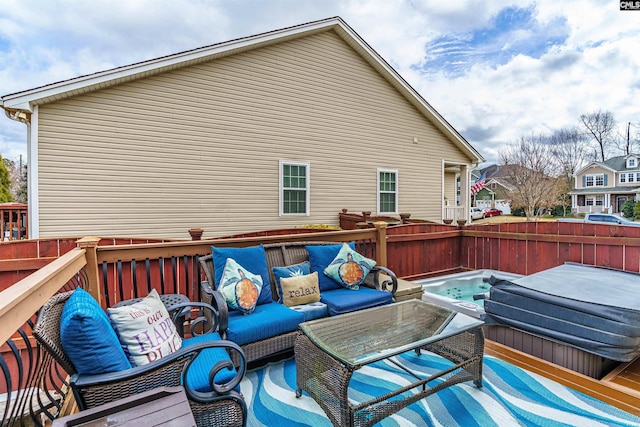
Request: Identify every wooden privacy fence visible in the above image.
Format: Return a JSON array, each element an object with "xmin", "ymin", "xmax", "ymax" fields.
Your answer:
[{"xmin": 461, "ymin": 221, "xmax": 640, "ymax": 275}]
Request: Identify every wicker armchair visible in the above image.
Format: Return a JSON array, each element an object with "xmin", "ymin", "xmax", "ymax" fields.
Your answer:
[{"xmin": 33, "ymin": 291, "xmax": 247, "ymax": 427}]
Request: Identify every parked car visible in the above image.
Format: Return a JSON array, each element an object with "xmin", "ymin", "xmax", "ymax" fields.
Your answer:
[
  {"xmin": 483, "ymin": 208, "xmax": 502, "ymax": 217},
  {"xmin": 558, "ymin": 213, "xmax": 640, "ymax": 226},
  {"xmin": 470, "ymin": 207, "xmax": 485, "ymax": 220}
]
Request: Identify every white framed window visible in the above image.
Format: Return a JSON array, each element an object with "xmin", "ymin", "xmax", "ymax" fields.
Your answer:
[
  {"xmin": 377, "ymin": 168, "xmax": 398, "ymax": 214},
  {"xmin": 279, "ymin": 161, "xmax": 309, "ymax": 216},
  {"xmin": 620, "ymin": 173, "xmax": 627, "ymax": 183},
  {"xmin": 585, "ymin": 195, "xmax": 604, "ymax": 206},
  {"xmin": 630, "ymin": 173, "xmax": 635, "ymax": 183},
  {"xmin": 628, "ymin": 158, "xmax": 637, "ymax": 168},
  {"xmin": 636, "ymin": 173, "xmax": 640, "ymax": 181},
  {"xmin": 585, "ymin": 174, "xmax": 605, "ymax": 187}
]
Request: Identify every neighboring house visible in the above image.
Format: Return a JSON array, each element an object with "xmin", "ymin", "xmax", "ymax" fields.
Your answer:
[
  {"xmin": 1, "ymin": 17, "xmax": 483, "ymax": 239},
  {"xmin": 570, "ymin": 155, "xmax": 640, "ymax": 215},
  {"xmin": 471, "ymin": 166, "xmax": 513, "ymax": 214}
]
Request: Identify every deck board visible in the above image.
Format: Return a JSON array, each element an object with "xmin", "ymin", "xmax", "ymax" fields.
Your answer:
[{"xmin": 485, "ymin": 339, "xmax": 640, "ymax": 417}]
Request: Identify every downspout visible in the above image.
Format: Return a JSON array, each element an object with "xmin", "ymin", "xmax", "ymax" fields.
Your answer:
[{"xmin": 1, "ymin": 103, "xmax": 34, "ymax": 238}]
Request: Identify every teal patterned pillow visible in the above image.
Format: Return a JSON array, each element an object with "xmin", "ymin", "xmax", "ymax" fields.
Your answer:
[
  {"xmin": 272, "ymin": 262, "xmax": 311, "ymax": 302},
  {"xmin": 324, "ymin": 243, "xmax": 376, "ymax": 290},
  {"xmin": 219, "ymin": 258, "xmax": 263, "ymax": 315}
]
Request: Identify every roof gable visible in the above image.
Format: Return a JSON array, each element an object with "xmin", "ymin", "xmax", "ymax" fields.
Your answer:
[{"xmin": 1, "ymin": 17, "xmax": 483, "ymax": 163}]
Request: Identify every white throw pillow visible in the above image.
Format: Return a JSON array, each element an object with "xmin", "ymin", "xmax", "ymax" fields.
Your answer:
[{"xmin": 107, "ymin": 289, "xmax": 183, "ymax": 366}]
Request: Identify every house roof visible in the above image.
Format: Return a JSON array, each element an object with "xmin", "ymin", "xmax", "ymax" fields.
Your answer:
[
  {"xmin": 1, "ymin": 17, "xmax": 484, "ymax": 163},
  {"xmin": 575, "ymin": 157, "xmax": 630, "ymax": 176},
  {"xmin": 602, "ymin": 155, "xmax": 640, "ymax": 171},
  {"xmin": 568, "ymin": 186, "xmax": 640, "ymax": 195}
]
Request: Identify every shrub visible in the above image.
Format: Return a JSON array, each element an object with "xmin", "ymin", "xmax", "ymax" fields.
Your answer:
[
  {"xmin": 621, "ymin": 199, "xmax": 635, "ymax": 219},
  {"xmin": 634, "ymin": 202, "xmax": 640, "ymax": 220}
]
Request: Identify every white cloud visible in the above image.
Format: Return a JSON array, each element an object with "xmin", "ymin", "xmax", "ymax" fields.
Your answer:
[{"xmin": 1, "ymin": 0, "xmax": 639, "ymax": 166}]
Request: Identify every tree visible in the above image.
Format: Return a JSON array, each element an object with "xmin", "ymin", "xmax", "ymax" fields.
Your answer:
[
  {"xmin": 15, "ymin": 164, "xmax": 27, "ymax": 204},
  {"xmin": 579, "ymin": 110, "xmax": 616, "ymax": 162},
  {"xmin": 499, "ymin": 134, "xmax": 562, "ymax": 220},
  {"xmin": 549, "ymin": 127, "xmax": 587, "ymax": 215},
  {"xmin": 0, "ymin": 155, "xmax": 15, "ymax": 203}
]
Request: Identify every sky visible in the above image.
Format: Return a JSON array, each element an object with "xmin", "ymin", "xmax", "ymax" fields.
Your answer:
[{"xmin": 1, "ymin": 0, "xmax": 639, "ymax": 167}]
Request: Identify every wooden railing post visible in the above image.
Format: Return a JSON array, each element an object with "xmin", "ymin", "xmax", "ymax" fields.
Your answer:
[
  {"xmin": 373, "ymin": 221, "xmax": 388, "ymax": 267},
  {"xmin": 76, "ymin": 237, "xmax": 102, "ymax": 304}
]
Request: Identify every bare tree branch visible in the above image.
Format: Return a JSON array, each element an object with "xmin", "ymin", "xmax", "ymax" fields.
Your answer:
[
  {"xmin": 579, "ymin": 110, "xmax": 616, "ymax": 162},
  {"xmin": 499, "ymin": 134, "xmax": 561, "ymax": 219}
]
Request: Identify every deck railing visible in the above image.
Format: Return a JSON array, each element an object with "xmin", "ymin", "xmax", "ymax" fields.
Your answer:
[
  {"xmin": 4, "ymin": 219, "xmax": 640, "ymax": 424},
  {"xmin": 0, "ymin": 248, "xmax": 88, "ymax": 426},
  {"xmin": 0, "ymin": 225, "xmax": 386, "ymax": 425}
]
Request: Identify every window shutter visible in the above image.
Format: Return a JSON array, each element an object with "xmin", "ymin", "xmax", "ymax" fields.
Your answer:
[
  {"xmin": 604, "ymin": 175, "xmax": 608, "ymax": 186},
  {"xmin": 582, "ymin": 176, "xmax": 586, "ymax": 187}
]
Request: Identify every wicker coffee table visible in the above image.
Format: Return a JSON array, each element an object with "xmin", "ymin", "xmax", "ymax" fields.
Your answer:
[{"xmin": 295, "ymin": 300, "xmax": 484, "ymax": 427}]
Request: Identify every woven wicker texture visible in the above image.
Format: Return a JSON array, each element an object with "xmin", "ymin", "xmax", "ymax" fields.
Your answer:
[
  {"xmin": 199, "ymin": 241, "xmax": 399, "ymax": 365},
  {"xmin": 295, "ymin": 302, "xmax": 484, "ymax": 427},
  {"xmin": 34, "ymin": 291, "xmax": 247, "ymax": 427}
]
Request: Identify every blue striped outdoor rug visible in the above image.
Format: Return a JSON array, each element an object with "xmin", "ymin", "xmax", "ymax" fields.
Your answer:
[{"xmin": 240, "ymin": 352, "xmax": 640, "ymax": 426}]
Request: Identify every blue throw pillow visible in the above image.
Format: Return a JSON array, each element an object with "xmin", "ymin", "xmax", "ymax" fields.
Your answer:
[
  {"xmin": 272, "ymin": 262, "xmax": 311, "ymax": 302},
  {"xmin": 306, "ymin": 242, "xmax": 356, "ymax": 292},
  {"xmin": 212, "ymin": 245, "xmax": 273, "ymax": 305},
  {"xmin": 219, "ymin": 258, "xmax": 263, "ymax": 314},
  {"xmin": 324, "ymin": 243, "xmax": 376, "ymax": 290},
  {"xmin": 60, "ymin": 288, "xmax": 132, "ymax": 375}
]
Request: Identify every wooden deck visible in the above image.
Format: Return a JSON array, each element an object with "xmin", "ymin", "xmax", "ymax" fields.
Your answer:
[{"xmin": 485, "ymin": 340, "xmax": 640, "ymax": 417}]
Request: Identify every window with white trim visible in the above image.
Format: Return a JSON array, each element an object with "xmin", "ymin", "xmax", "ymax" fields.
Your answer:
[
  {"xmin": 585, "ymin": 195, "xmax": 604, "ymax": 206},
  {"xmin": 279, "ymin": 161, "xmax": 309, "ymax": 216},
  {"xmin": 377, "ymin": 169, "xmax": 398, "ymax": 214},
  {"xmin": 585, "ymin": 174, "xmax": 605, "ymax": 187},
  {"xmin": 620, "ymin": 173, "xmax": 627, "ymax": 183},
  {"xmin": 630, "ymin": 173, "xmax": 635, "ymax": 183},
  {"xmin": 628, "ymin": 158, "xmax": 637, "ymax": 168}
]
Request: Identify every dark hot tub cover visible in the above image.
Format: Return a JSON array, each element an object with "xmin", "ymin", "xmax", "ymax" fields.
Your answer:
[{"xmin": 483, "ymin": 263, "xmax": 640, "ymax": 362}]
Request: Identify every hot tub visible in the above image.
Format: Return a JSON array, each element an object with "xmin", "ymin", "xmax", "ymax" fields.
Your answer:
[{"xmin": 415, "ymin": 269, "xmax": 522, "ymax": 318}]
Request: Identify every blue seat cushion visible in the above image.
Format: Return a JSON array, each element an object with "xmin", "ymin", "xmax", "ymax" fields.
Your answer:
[
  {"xmin": 60, "ymin": 288, "xmax": 132, "ymax": 375},
  {"xmin": 289, "ymin": 302, "xmax": 329, "ymax": 321},
  {"xmin": 182, "ymin": 333, "xmax": 239, "ymax": 392},
  {"xmin": 226, "ymin": 302, "xmax": 304, "ymax": 346},
  {"xmin": 212, "ymin": 245, "xmax": 273, "ymax": 305},
  {"xmin": 320, "ymin": 287, "xmax": 393, "ymax": 316},
  {"xmin": 306, "ymin": 242, "xmax": 356, "ymax": 292}
]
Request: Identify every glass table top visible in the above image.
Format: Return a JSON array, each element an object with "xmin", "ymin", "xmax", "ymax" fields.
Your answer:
[{"xmin": 298, "ymin": 299, "xmax": 484, "ymax": 368}]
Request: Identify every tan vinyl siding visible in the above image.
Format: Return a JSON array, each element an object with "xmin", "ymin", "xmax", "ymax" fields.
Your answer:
[
  {"xmin": 577, "ymin": 166, "xmax": 613, "ymax": 189},
  {"xmin": 37, "ymin": 30, "xmax": 471, "ymax": 239}
]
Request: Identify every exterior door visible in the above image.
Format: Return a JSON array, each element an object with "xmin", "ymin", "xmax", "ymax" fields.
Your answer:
[{"xmin": 617, "ymin": 196, "xmax": 627, "ymax": 213}]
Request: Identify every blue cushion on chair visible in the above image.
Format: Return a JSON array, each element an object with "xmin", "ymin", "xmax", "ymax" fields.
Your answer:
[
  {"xmin": 212, "ymin": 245, "xmax": 273, "ymax": 305},
  {"xmin": 182, "ymin": 333, "xmax": 239, "ymax": 392},
  {"xmin": 60, "ymin": 288, "xmax": 132, "ymax": 375},
  {"xmin": 320, "ymin": 287, "xmax": 392, "ymax": 316},
  {"xmin": 306, "ymin": 242, "xmax": 356, "ymax": 292},
  {"xmin": 226, "ymin": 302, "xmax": 304, "ymax": 346}
]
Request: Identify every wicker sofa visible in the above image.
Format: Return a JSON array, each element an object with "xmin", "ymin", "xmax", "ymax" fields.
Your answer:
[
  {"xmin": 199, "ymin": 241, "xmax": 399, "ymax": 364},
  {"xmin": 34, "ymin": 290, "xmax": 247, "ymax": 427}
]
